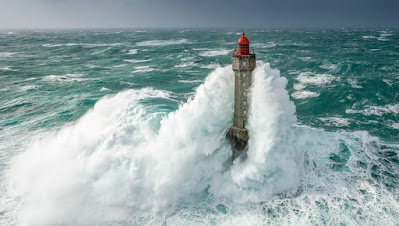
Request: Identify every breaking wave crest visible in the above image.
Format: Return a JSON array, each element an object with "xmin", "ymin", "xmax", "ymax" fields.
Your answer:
[{"xmin": 8, "ymin": 62, "xmax": 399, "ymax": 225}]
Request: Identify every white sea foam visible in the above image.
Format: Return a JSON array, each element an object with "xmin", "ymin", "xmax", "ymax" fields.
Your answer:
[
  {"xmin": 390, "ymin": 123, "xmax": 399, "ymax": 130},
  {"xmin": 8, "ymin": 68, "xmax": 234, "ymax": 224},
  {"xmin": 201, "ymin": 63, "xmax": 222, "ymax": 69},
  {"xmin": 252, "ymin": 42, "xmax": 276, "ymax": 49},
  {"xmin": 128, "ymin": 49, "xmax": 138, "ymax": 55},
  {"xmin": 369, "ymin": 48, "xmax": 380, "ymax": 52},
  {"xmin": 132, "ymin": 66, "xmax": 156, "ymax": 73},
  {"xmin": 293, "ymin": 83, "xmax": 306, "ymax": 90},
  {"xmin": 291, "ymin": 90, "xmax": 320, "ymax": 99},
  {"xmin": 124, "ymin": 59, "xmax": 152, "ymax": 63},
  {"xmin": 0, "ymin": 52, "xmax": 18, "ymax": 58},
  {"xmin": 178, "ymin": 79, "xmax": 203, "ymax": 84},
  {"xmin": 91, "ymin": 47, "xmax": 113, "ymax": 55},
  {"xmin": 136, "ymin": 39, "xmax": 190, "ymax": 47},
  {"xmin": 348, "ymin": 78, "xmax": 363, "ymax": 88},
  {"xmin": 19, "ymin": 85, "xmax": 37, "ymax": 91},
  {"xmin": 174, "ymin": 62, "xmax": 198, "ymax": 68},
  {"xmin": 383, "ymin": 79, "xmax": 393, "ymax": 86},
  {"xmin": 42, "ymin": 43, "xmax": 124, "ymax": 48},
  {"xmin": 296, "ymin": 72, "xmax": 335, "ymax": 86},
  {"xmin": 112, "ymin": 64, "xmax": 127, "ymax": 68},
  {"xmin": 86, "ymin": 64, "xmax": 112, "ymax": 69},
  {"xmin": 199, "ymin": 49, "xmax": 230, "ymax": 57},
  {"xmin": 180, "ymin": 56, "xmax": 195, "ymax": 61},
  {"xmin": 377, "ymin": 37, "xmax": 389, "ymax": 41},
  {"xmin": 319, "ymin": 62, "xmax": 338, "ymax": 70},
  {"xmin": 380, "ymin": 33, "xmax": 393, "ymax": 37},
  {"xmin": 346, "ymin": 103, "xmax": 399, "ymax": 116},
  {"xmin": 8, "ymin": 62, "xmax": 399, "ymax": 225},
  {"xmin": 362, "ymin": 35, "xmax": 376, "ymax": 39},
  {"xmin": 100, "ymin": 87, "xmax": 111, "ymax": 92},
  {"xmin": 0, "ymin": 67, "xmax": 17, "ymax": 71},
  {"xmin": 42, "ymin": 73, "xmax": 86, "ymax": 82},
  {"xmin": 319, "ymin": 117, "xmax": 350, "ymax": 127},
  {"xmin": 212, "ymin": 63, "xmax": 299, "ymax": 203},
  {"xmin": 299, "ymin": 57, "xmax": 312, "ymax": 61},
  {"xmin": 362, "ymin": 32, "xmax": 393, "ymax": 41},
  {"xmin": 192, "ymin": 48, "xmax": 210, "ymax": 51}
]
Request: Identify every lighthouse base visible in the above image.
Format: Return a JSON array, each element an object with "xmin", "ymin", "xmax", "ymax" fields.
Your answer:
[{"xmin": 227, "ymin": 126, "xmax": 249, "ymax": 160}]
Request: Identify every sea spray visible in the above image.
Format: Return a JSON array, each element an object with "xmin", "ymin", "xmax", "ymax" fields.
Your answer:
[
  {"xmin": 8, "ymin": 65, "xmax": 235, "ymax": 225},
  {"xmin": 210, "ymin": 62, "xmax": 300, "ymax": 202},
  {"xmin": 8, "ymin": 62, "xmax": 399, "ymax": 225}
]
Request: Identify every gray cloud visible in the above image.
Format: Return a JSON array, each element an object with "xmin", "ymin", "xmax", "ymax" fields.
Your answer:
[{"xmin": 0, "ymin": 0, "xmax": 398, "ymax": 28}]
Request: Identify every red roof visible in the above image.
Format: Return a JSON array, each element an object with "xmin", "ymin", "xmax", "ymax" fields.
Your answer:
[{"xmin": 238, "ymin": 32, "xmax": 250, "ymax": 45}]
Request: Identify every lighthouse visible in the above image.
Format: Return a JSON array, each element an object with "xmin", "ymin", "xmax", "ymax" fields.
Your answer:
[{"xmin": 227, "ymin": 32, "xmax": 256, "ymax": 159}]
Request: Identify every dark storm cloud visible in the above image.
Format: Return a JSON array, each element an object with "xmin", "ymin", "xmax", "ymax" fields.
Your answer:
[{"xmin": 0, "ymin": 0, "xmax": 398, "ymax": 28}]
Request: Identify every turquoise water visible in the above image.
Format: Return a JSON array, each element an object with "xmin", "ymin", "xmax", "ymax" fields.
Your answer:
[{"xmin": 0, "ymin": 29, "xmax": 398, "ymax": 225}]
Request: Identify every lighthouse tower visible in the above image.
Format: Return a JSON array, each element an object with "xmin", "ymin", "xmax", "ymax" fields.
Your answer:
[{"xmin": 227, "ymin": 32, "xmax": 256, "ymax": 159}]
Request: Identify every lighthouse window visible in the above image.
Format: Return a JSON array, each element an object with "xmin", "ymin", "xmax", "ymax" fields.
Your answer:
[
  {"xmin": 243, "ymin": 82, "xmax": 246, "ymax": 86},
  {"xmin": 244, "ymin": 101, "xmax": 247, "ymax": 105},
  {"xmin": 244, "ymin": 110, "xmax": 247, "ymax": 115},
  {"xmin": 242, "ymin": 62, "xmax": 246, "ymax": 66},
  {"xmin": 243, "ymin": 73, "xmax": 246, "ymax": 77}
]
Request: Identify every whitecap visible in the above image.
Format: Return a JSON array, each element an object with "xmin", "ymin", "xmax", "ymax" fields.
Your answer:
[
  {"xmin": 42, "ymin": 43, "xmax": 124, "ymax": 48},
  {"xmin": 383, "ymin": 79, "xmax": 393, "ymax": 86},
  {"xmin": 132, "ymin": 66, "xmax": 156, "ymax": 73},
  {"xmin": 19, "ymin": 85, "xmax": 37, "ymax": 91},
  {"xmin": 377, "ymin": 37, "xmax": 389, "ymax": 41},
  {"xmin": 299, "ymin": 57, "xmax": 312, "ymax": 61},
  {"xmin": 0, "ymin": 67, "xmax": 17, "ymax": 71},
  {"xmin": 199, "ymin": 49, "xmax": 230, "ymax": 57},
  {"xmin": 112, "ymin": 64, "xmax": 127, "ymax": 68},
  {"xmin": 362, "ymin": 35, "xmax": 376, "ymax": 39},
  {"xmin": 296, "ymin": 72, "xmax": 335, "ymax": 86},
  {"xmin": 124, "ymin": 59, "xmax": 152, "ymax": 63},
  {"xmin": 390, "ymin": 123, "xmax": 399, "ymax": 130},
  {"xmin": 380, "ymin": 33, "xmax": 393, "ymax": 37},
  {"xmin": 200, "ymin": 63, "xmax": 222, "ymax": 69},
  {"xmin": 319, "ymin": 117, "xmax": 350, "ymax": 127},
  {"xmin": 293, "ymin": 83, "xmax": 306, "ymax": 90},
  {"xmin": 42, "ymin": 73, "xmax": 85, "ymax": 82},
  {"xmin": 135, "ymin": 39, "xmax": 190, "ymax": 47},
  {"xmin": 174, "ymin": 62, "xmax": 198, "ymax": 68},
  {"xmin": 180, "ymin": 56, "xmax": 195, "ymax": 62},
  {"xmin": 128, "ymin": 49, "xmax": 138, "ymax": 55},
  {"xmin": 348, "ymin": 78, "xmax": 363, "ymax": 88},
  {"xmin": 178, "ymin": 79, "xmax": 203, "ymax": 84},
  {"xmin": 319, "ymin": 62, "xmax": 337, "ymax": 70},
  {"xmin": 346, "ymin": 103, "xmax": 399, "ymax": 116},
  {"xmin": 252, "ymin": 42, "xmax": 276, "ymax": 49},
  {"xmin": 291, "ymin": 90, "xmax": 320, "ymax": 99},
  {"xmin": 0, "ymin": 52, "xmax": 18, "ymax": 57}
]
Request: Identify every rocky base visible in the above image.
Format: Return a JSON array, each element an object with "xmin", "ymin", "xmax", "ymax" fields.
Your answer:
[{"xmin": 227, "ymin": 126, "xmax": 249, "ymax": 160}]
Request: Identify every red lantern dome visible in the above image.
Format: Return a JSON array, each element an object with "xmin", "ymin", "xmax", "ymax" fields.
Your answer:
[
  {"xmin": 234, "ymin": 32, "xmax": 250, "ymax": 56},
  {"xmin": 237, "ymin": 32, "xmax": 250, "ymax": 45}
]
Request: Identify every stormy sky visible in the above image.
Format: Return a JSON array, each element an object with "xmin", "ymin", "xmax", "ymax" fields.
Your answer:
[{"xmin": 0, "ymin": 0, "xmax": 398, "ymax": 28}]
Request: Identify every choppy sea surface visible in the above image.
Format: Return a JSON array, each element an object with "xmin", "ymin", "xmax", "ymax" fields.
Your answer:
[{"xmin": 0, "ymin": 29, "xmax": 398, "ymax": 225}]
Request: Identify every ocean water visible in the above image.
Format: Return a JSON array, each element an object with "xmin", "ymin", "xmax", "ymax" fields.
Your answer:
[{"xmin": 0, "ymin": 29, "xmax": 398, "ymax": 225}]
